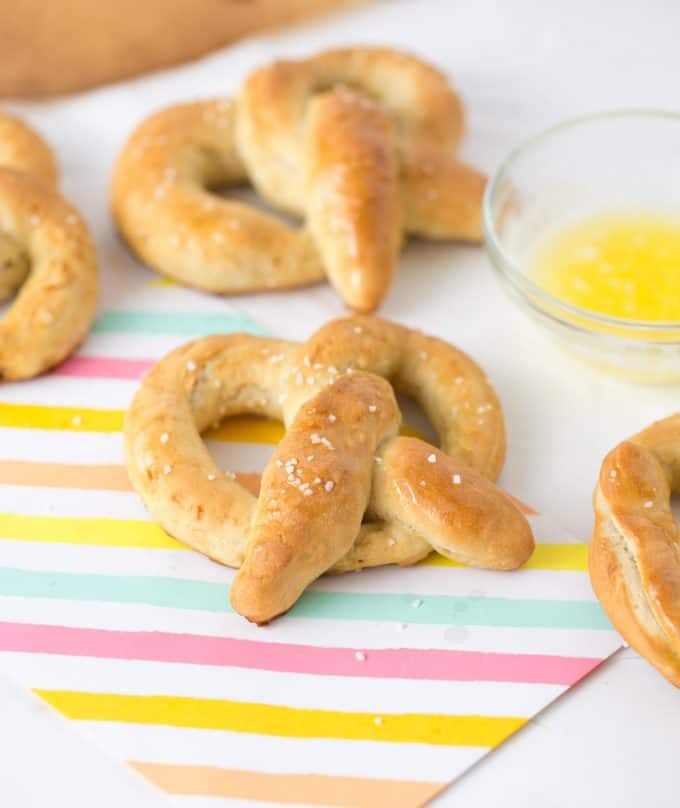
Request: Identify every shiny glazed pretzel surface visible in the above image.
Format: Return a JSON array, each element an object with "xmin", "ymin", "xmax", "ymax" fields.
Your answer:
[
  {"xmin": 112, "ymin": 47, "xmax": 486, "ymax": 312},
  {"xmin": 125, "ymin": 316, "xmax": 534, "ymax": 624},
  {"xmin": 591, "ymin": 414, "xmax": 680, "ymax": 686}
]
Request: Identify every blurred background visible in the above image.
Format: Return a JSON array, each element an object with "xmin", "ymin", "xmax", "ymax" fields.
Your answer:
[{"xmin": 1, "ymin": 0, "xmax": 367, "ymax": 97}]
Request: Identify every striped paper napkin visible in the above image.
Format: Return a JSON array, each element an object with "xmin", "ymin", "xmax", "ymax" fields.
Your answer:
[{"xmin": 0, "ymin": 287, "xmax": 622, "ymax": 808}]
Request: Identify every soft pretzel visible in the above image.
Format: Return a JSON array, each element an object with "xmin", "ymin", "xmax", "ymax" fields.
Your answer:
[
  {"xmin": 112, "ymin": 47, "xmax": 486, "ymax": 312},
  {"xmin": 591, "ymin": 414, "xmax": 680, "ymax": 687},
  {"xmin": 0, "ymin": 112, "xmax": 98, "ymax": 380},
  {"xmin": 125, "ymin": 315, "xmax": 534, "ymax": 624}
]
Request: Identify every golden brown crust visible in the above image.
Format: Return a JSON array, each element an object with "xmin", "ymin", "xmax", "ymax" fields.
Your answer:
[
  {"xmin": 113, "ymin": 47, "xmax": 486, "ymax": 310},
  {"xmin": 305, "ymin": 90, "xmax": 402, "ymax": 311},
  {"xmin": 0, "ymin": 113, "xmax": 97, "ymax": 380},
  {"xmin": 590, "ymin": 414, "xmax": 680, "ymax": 687},
  {"xmin": 231, "ymin": 373, "xmax": 401, "ymax": 622},
  {"xmin": 0, "ymin": 114, "xmax": 58, "ymax": 185},
  {"xmin": 111, "ymin": 100, "xmax": 325, "ymax": 293},
  {"xmin": 0, "ymin": 169, "xmax": 98, "ymax": 380},
  {"xmin": 124, "ymin": 315, "xmax": 533, "ymax": 624},
  {"xmin": 0, "ymin": 113, "xmax": 60, "ymax": 303}
]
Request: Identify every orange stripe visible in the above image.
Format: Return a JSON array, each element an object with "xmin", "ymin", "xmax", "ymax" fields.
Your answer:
[
  {"xmin": 0, "ymin": 461, "xmax": 260, "ymax": 496},
  {"xmin": 0, "ymin": 459, "xmax": 533, "ymax": 514},
  {"xmin": 130, "ymin": 762, "xmax": 444, "ymax": 808}
]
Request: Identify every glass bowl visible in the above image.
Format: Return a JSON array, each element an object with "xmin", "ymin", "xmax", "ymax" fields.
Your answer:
[{"xmin": 483, "ymin": 110, "xmax": 680, "ymax": 383}]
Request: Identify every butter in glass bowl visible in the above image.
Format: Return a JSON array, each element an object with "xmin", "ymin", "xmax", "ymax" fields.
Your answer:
[{"xmin": 483, "ymin": 111, "xmax": 680, "ymax": 382}]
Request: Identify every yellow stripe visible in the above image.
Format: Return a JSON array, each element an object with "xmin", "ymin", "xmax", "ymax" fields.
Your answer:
[
  {"xmin": 422, "ymin": 543, "xmax": 588, "ymax": 572},
  {"xmin": 0, "ymin": 403, "xmax": 418, "ymax": 445},
  {"xmin": 0, "ymin": 513, "xmax": 585, "ymax": 571},
  {"xmin": 36, "ymin": 690, "xmax": 525, "ymax": 747},
  {"xmin": 0, "ymin": 513, "xmax": 183, "ymax": 550},
  {"xmin": 0, "ymin": 403, "xmax": 123, "ymax": 432}
]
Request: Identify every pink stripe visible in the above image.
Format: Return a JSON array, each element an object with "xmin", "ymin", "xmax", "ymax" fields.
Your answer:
[
  {"xmin": 54, "ymin": 356, "xmax": 154, "ymax": 380},
  {"xmin": 0, "ymin": 622, "xmax": 600, "ymax": 686}
]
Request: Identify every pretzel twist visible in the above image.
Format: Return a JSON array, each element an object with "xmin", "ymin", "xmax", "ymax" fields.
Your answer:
[
  {"xmin": 591, "ymin": 414, "xmax": 680, "ymax": 686},
  {"xmin": 125, "ymin": 316, "xmax": 534, "ymax": 624},
  {"xmin": 0, "ymin": 112, "xmax": 97, "ymax": 380},
  {"xmin": 112, "ymin": 47, "xmax": 486, "ymax": 312}
]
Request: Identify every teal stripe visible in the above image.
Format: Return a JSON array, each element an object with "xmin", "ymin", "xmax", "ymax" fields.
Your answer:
[
  {"xmin": 93, "ymin": 310, "xmax": 267, "ymax": 337},
  {"xmin": 0, "ymin": 568, "xmax": 612, "ymax": 630}
]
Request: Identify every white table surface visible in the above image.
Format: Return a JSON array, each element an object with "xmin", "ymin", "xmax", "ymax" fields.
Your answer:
[{"xmin": 1, "ymin": 0, "xmax": 679, "ymax": 805}]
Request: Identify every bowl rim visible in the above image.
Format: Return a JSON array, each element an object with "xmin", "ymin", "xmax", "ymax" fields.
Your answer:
[{"xmin": 482, "ymin": 108, "xmax": 680, "ymax": 334}]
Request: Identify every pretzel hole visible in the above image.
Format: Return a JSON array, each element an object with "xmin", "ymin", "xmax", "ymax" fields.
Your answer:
[
  {"xmin": 671, "ymin": 494, "xmax": 680, "ymax": 526},
  {"xmin": 396, "ymin": 392, "xmax": 437, "ymax": 445},
  {"xmin": 216, "ymin": 185, "xmax": 300, "ymax": 229},
  {"xmin": 0, "ymin": 231, "xmax": 30, "ymax": 309}
]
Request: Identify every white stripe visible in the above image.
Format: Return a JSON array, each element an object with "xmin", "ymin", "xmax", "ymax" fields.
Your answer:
[
  {"xmin": 526, "ymin": 513, "xmax": 580, "ymax": 543},
  {"xmin": 0, "ymin": 431, "xmax": 273, "ymax": 469},
  {"xmin": 168, "ymin": 798, "xmax": 289, "ymax": 808},
  {"xmin": 0, "ymin": 539, "xmax": 597, "ymax": 603},
  {"xmin": 0, "ymin": 597, "xmax": 623, "ymax": 657},
  {"xmin": 0, "ymin": 488, "xmax": 151, "ymax": 521},
  {"xmin": 0, "ymin": 544, "xmax": 224, "ymax": 581},
  {"xmin": 0, "ymin": 653, "xmax": 563, "ymax": 718},
  {"xmin": 0, "ymin": 429, "xmax": 124, "ymax": 463},
  {"xmin": 76, "ymin": 333, "xmax": 201, "ymax": 361},
  {"xmin": 77, "ymin": 721, "xmax": 484, "ymax": 783},
  {"xmin": 0, "ymin": 377, "xmax": 138, "ymax": 408}
]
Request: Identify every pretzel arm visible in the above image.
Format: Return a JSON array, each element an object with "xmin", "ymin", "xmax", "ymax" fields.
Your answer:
[{"xmin": 231, "ymin": 372, "xmax": 400, "ymax": 624}]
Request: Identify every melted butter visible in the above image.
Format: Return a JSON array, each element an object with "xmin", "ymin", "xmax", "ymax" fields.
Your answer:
[{"xmin": 529, "ymin": 210, "xmax": 680, "ymax": 321}]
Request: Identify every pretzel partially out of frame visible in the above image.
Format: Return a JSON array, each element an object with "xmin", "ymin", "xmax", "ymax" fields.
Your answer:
[
  {"xmin": 125, "ymin": 315, "xmax": 534, "ymax": 624},
  {"xmin": 591, "ymin": 414, "xmax": 680, "ymax": 687},
  {"xmin": 0, "ymin": 112, "xmax": 97, "ymax": 380},
  {"xmin": 112, "ymin": 47, "xmax": 485, "ymax": 312}
]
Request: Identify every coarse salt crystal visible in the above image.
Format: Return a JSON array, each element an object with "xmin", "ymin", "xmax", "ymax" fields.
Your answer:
[
  {"xmin": 160, "ymin": 433, "xmax": 169, "ymax": 444},
  {"xmin": 186, "ymin": 360, "xmax": 197, "ymax": 372},
  {"xmin": 452, "ymin": 474, "xmax": 462, "ymax": 485},
  {"xmin": 324, "ymin": 480, "xmax": 335, "ymax": 492},
  {"xmin": 427, "ymin": 453, "xmax": 436, "ymax": 463}
]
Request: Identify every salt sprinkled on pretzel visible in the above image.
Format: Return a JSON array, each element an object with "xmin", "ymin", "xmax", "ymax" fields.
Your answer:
[
  {"xmin": 112, "ymin": 47, "xmax": 486, "ymax": 312},
  {"xmin": 125, "ymin": 315, "xmax": 534, "ymax": 624},
  {"xmin": 0, "ymin": 112, "xmax": 97, "ymax": 380}
]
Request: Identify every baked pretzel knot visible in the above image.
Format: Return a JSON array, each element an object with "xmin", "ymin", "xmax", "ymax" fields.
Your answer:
[
  {"xmin": 125, "ymin": 316, "xmax": 534, "ymax": 624},
  {"xmin": 591, "ymin": 414, "xmax": 680, "ymax": 687},
  {"xmin": 112, "ymin": 48, "xmax": 485, "ymax": 312},
  {"xmin": 0, "ymin": 112, "xmax": 97, "ymax": 380}
]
